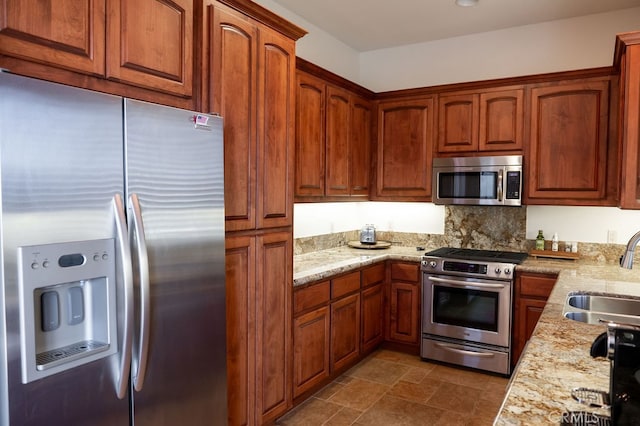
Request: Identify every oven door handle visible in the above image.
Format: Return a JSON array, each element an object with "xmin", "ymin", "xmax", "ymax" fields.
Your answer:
[
  {"xmin": 497, "ymin": 169, "xmax": 504, "ymax": 202},
  {"xmin": 435, "ymin": 342, "xmax": 496, "ymax": 358},
  {"xmin": 428, "ymin": 276, "xmax": 506, "ymax": 289}
]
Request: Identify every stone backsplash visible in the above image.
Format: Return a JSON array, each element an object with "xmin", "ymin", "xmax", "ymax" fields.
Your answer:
[{"xmin": 294, "ymin": 205, "xmax": 627, "ymax": 264}]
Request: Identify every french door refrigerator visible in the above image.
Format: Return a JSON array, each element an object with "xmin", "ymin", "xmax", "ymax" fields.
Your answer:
[{"xmin": 0, "ymin": 72, "xmax": 227, "ymax": 425}]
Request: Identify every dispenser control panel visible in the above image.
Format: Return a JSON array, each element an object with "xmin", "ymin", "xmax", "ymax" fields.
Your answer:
[{"xmin": 18, "ymin": 239, "xmax": 117, "ymax": 384}]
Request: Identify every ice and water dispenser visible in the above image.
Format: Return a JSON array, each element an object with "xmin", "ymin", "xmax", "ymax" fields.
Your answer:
[{"xmin": 18, "ymin": 239, "xmax": 118, "ymax": 383}]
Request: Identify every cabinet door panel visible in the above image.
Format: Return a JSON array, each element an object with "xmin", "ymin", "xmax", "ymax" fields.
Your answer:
[
  {"xmin": 438, "ymin": 93, "xmax": 478, "ymax": 152},
  {"xmin": 375, "ymin": 99, "xmax": 434, "ymax": 199},
  {"xmin": 361, "ymin": 283, "xmax": 383, "ymax": 353},
  {"xmin": 326, "ymin": 86, "xmax": 351, "ymax": 196},
  {"xmin": 479, "ymin": 89, "xmax": 524, "ymax": 151},
  {"xmin": 210, "ymin": 6, "xmax": 258, "ymax": 231},
  {"xmin": 256, "ymin": 29, "xmax": 294, "ymax": 228},
  {"xmin": 225, "ymin": 235, "xmax": 256, "ymax": 426},
  {"xmin": 331, "ymin": 293, "xmax": 361, "ymax": 372},
  {"xmin": 0, "ymin": 0, "xmax": 106, "ymax": 75},
  {"xmin": 107, "ymin": 0, "xmax": 193, "ymax": 96},
  {"xmin": 293, "ymin": 306, "xmax": 330, "ymax": 398},
  {"xmin": 528, "ymin": 80, "xmax": 610, "ymax": 201},
  {"xmin": 350, "ymin": 96, "xmax": 372, "ymax": 196},
  {"xmin": 388, "ymin": 282, "xmax": 419, "ymax": 344},
  {"xmin": 619, "ymin": 43, "xmax": 640, "ymax": 209},
  {"xmin": 256, "ymin": 232, "xmax": 292, "ymax": 423},
  {"xmin": 295, "ymin": 72, "xmax": 325, "ymax": 197}
]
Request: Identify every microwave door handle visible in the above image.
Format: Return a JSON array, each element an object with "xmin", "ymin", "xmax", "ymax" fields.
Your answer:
[
  {"xmin": 428, "ymin": 276, "xmax": 506, "ymax": 289},
  {"xmin": 497, "ymin": 169, "xmax": 504, "ymax": 202}
]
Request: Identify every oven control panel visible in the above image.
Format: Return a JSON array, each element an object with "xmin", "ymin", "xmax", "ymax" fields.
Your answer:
[{"xmin": 421, "ymin": 256, "xmax": 514, "ymax": 280}]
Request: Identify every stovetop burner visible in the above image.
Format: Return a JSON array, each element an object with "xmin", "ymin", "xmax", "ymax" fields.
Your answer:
[{"xmin": 424, "ymin": 247, "xmax": 528, "ymax": 264}]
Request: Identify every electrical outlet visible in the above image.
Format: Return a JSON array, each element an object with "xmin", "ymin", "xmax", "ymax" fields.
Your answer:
[{"xmin": 607, "ymin": 230, "xmax": 617, "ymax": 244}]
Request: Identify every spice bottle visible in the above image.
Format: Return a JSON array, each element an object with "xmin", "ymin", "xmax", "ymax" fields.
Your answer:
[
  {"xmin": 535, "ymin": 230, "xmax": 545, "ymax": 250},
  {"xmin": 551, "ymin": 233, "xmax": 559, "ymax": 252}
]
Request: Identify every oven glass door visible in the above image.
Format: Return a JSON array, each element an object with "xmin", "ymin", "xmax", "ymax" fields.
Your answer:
[{"xmin": 423, "ymin": 274, "xmax": 511, "ymax": 348}]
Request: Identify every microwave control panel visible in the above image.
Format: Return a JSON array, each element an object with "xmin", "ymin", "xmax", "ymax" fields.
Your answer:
[{"xmin": 505, "ymin": 171, "xmax": 521, "ymax": 199}]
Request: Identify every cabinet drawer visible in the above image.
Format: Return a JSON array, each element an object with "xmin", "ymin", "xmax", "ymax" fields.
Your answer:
[
  {"xmin": 331, "ymin": 271, "xmax": 361, "ymax": 299},
  {"xmin": 361, "ymin": 263, "xmax": 385, "ymax": 288},
  {"xmin": 391, "ymin": 263, "xmax": 419, "ymax": 283},
  {"xmin": 294, "ymin": 281, "xmax": 330, "ymax": 315},
  {"xmin": 519, "ymin": 273, "xmax": 557, "ymax": 299}
]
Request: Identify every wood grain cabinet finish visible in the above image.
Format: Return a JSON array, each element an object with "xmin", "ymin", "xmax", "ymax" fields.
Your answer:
[
  {"xmin": 294, "ymin": 70, "xmax": 372, "ymax": 201},
  {"xmin": 0, "ymin": 0, "xmax": 194, "ymax": 99},
  {"xmin": 616, "ymin": 33, "xmax": 640, "ymax": 209},
  {"xmin": 437, "ymin": 88, "xmax": 523, "ymax": 154},
  {"xmin": 331, "ymin": 292, "xmax": 361, "ymax": 372},
  {"xmin": 295, "ymin": 72, "xmax": 326, "ymax": 197},
  {"xmin": 208, "ymin": 1, "xmax": 295, "ymax": 230},
  {"xmin": 387, "ymin": 262, "xmax": 421, "ymax": 346},
  {"xmin": 373, "ymin": 98, "xmax": 434, "ymax": 200},
  {"xmin": 292, "ymin": 305, "xmax": 330, "ymax": 398},
  {"xmin": 361, "ymin": 283, "xmax": 384, "ymax": 354},
  {"xmin": 526, "ymin": 78, "xmax": 612, "ymax": 204},
  {"xmin": 225, "ymin": 231, "xmax": 293, "ymax": 425},
  {"xmin": 512, "ymin": 272, "xmax": 557, "ymax": 366}
]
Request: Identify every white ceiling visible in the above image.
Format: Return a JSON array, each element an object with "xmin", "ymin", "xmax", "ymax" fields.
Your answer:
[{"xmin": 272, "ymin": 0, "xmax": 640, "ymax": 52}]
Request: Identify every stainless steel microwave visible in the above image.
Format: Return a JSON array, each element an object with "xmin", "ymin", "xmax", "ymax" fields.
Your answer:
[{"xmin": 432, "ymin": 155, "xmax": 523, "ymax": 206}]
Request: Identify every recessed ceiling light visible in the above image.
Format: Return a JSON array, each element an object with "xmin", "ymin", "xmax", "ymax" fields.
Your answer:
[{"xmin": 456, "ymin": 0, "xmax": 478, "ymax": 6}]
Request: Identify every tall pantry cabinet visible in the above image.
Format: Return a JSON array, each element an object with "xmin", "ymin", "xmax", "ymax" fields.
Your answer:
[{"xmin": 203, "ymin": 1, "xmax": 305, "ymax": 425}]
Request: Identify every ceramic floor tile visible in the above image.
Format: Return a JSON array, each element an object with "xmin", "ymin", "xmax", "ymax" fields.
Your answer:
[
  {"xmin": 386, "ymin": 377, "xmax": 443, "ymax": 404},
  {"xmin": 354, "ymin": 395, "xmax": 444, "ymax": 425},
  {"xmin": 425, "ymin": 382, "xmax": 482, "ymax": 414},
  {"xmin": 399, "ymin": 366, "xmax": 429, "ymax": 384},
  {"xmin": 327, "ymin": 377, "xmax": 389, "ymax": 411},
  {"xmin": 277, "ymin": 349, "xmax": 509, "ymax": 426},
  {"xmin": 345, "ymin": 357, "xmax": 411, "ymax": 385},
  {"xmin": 276, "ymin": 397, "xmax": 342, "ymax": 426},
  {"xmin": 323, "ymin": 407, "xmax": 363, "ymax": 426}
]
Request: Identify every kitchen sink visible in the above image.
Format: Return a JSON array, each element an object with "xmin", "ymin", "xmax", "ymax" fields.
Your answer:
[{"xmin": 563, "ymin": 292, "xmax": 640, "ymax": 326}]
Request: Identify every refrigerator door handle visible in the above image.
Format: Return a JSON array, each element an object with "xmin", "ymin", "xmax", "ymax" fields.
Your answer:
[
  {"xmin": 128, "ymin": 193, "xmax": 151, "ymax": 392},
  {"xmin": 112, "ymin": 194, "xmax": 134, "ymax": 399}
]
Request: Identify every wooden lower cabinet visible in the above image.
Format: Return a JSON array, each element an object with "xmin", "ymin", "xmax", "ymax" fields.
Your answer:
[
  {"xmin": 292, "ymin": 305, "xmax": 330, "ymax": 398},
  {"xmin": 361, "ymin": 283, "xmax": 384, "ymax": 353},
  {"xmin": 512, "ymin": 272, "xmax": 558, "ymax": 366},
  {"xmin": 386, "ymin": 262, "xmax": 421, "ymax": 347},
  {"xmin": 331, "ymin": 293, "xmax": 361, "ymax": 372},
  {"xmin": 225, "ymin": 231, "xmax": 293, "ymax": 425}
]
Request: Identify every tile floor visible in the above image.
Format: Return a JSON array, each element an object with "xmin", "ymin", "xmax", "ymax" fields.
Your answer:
[{"xmin": 277, "ymin": 349, "xmax": 509, "ymax": 426}]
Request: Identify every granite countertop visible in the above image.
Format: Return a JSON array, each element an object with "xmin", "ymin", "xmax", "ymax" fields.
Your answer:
[{"xmin": 293, "ymin": 245, "xmax": 640, "ymax": 424}]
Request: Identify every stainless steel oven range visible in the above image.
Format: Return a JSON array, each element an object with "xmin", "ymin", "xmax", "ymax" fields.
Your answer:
[{"xmin": 420, "ymin": 248, "xmax": 527, "ymax": 375}]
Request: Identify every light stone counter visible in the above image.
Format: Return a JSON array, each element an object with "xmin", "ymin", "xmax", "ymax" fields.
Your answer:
[
  {"xmin": 293, "ymin": 244, "xmax": 431, "ymax": 287},
  {"xmin": 293, "ymin": 246, "xmax": 640, "ymax": 424}
]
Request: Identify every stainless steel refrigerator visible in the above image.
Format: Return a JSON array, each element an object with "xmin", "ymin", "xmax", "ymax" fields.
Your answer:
[{"xmin": 0, "ymin": 72, "xmax": 227, "ymax": 425}]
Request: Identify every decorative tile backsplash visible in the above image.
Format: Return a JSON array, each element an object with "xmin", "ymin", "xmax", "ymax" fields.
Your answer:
[{"xmin": 294, "ymin": 205, "xmax": 626, "ymax": 264}]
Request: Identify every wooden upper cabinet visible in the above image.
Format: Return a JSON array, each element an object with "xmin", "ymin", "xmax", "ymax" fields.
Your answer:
[
  {"xmin": 209, "ymin": 4, "xmax": 258, "ymax": 231},
  {"xmin": 255, "ymin": 29, "xmax": 295, "ymax": 229},
  {"xmin": 616, "ymin": 32, "xmax": 640, "ymax": 209},
  {"xmin": 294, "ymin": 66, "xmax": 372, "ymax": 201},
  {"xmin": 350, "ymin": 96, "xmax": 372, "ymax": 197},
  {"xmin": 480, "ymin": 89, "xmax": 524, "ymax": 151},
  {"xmin": 208, "ymin": 1, "xmax": 297, "ymax": 230},
  {"xmin": 0, "ymin": 0, "xmax": 106, "ymax": 75},
  {"xmin": 106, "ymin": 0, "xmax": 193, "ymax": 97},
  {"xmin": 527, "ymin": 78, "xmax": 611, "ymax": 204},
  {"xmin": 0, "ymin": 0, "xmax": 194, "ymax": 98},
  {"xmin": 326, "ymin": 86, "xmax": 352, "ymax": 196},
  {"xmin": 373, "ymin": 98, "xmax": 434, "ymax": 200},
  {"xmin": 295, "ymin": 72, "xmax": 326, "ymax": 197},
  {"xmin": 437, "ymin": 88, "xmax": 523, "ymax": 154},
  {"xmin": 438, "ymin": 93, "xmax": 478, "ymax": 153}
]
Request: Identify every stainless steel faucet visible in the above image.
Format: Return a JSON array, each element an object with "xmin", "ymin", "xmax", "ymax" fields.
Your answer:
[{"xmin": 621, "ymin": 229, "xmax": 640, "ymax": 268}]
